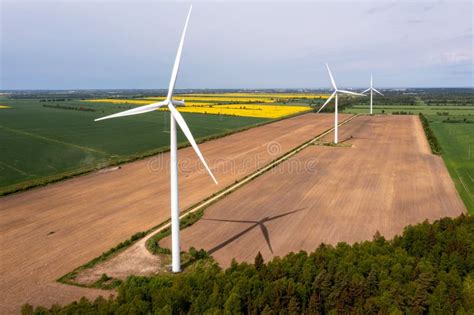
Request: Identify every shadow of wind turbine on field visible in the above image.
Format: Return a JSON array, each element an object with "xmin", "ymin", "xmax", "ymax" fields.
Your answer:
[{"xmin": 203, "ymin": 208, "xmax": 306, "ymax": 255}]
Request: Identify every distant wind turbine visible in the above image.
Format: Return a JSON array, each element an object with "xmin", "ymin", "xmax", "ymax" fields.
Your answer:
[
  {"xmin": 95, "ymin": 6, "xmax": 217, "ymax": 273},
  {"xmin": 317, "ymin": 64, "xmax": 365, "ymax": 144},
  {"xmin": 362, "ymin": 74, "xmax": 384, "ymax": 115}
]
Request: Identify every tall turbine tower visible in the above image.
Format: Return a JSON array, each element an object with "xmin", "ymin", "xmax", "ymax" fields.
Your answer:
[
  {"xmin": 317, "ymin": 64, "xmax": 365, "ymax": 144},
  {"xmin": 95, "ymin": 6, "xmax": 217, "ymax": 273},
  {"xmin": 362, "ymin": 74, "xmax": 384, "ymax": 115}
]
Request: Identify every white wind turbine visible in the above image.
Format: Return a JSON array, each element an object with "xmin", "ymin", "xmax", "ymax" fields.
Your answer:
[
  {"xmin": 317, "ymin": 64, "xmax": 365, "ymax": 144},
  {"xmin": 362, "ymin": 74, "xmax": 384, "ymax": 115},
  {"xmin": 95, "ymin": 6, "xmax": 217, "ymax": 273}
]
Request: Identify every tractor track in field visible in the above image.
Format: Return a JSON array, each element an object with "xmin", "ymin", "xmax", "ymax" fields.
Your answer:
[{"xmin": 0, "ymin": 124, "xmax": 107, "ymax": 155}]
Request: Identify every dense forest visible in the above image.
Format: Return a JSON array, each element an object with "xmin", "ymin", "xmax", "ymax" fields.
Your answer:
[{"xmin": 24, "ymin": 214, "xmax": 474, "ymax": 314}]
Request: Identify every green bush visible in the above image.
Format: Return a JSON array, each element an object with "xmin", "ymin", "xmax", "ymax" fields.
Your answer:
[{"xmin": 147, "ymin": 209, "xmax": 205, "ymax": 255}]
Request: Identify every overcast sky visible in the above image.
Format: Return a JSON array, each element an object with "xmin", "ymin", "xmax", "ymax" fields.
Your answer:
[{"xmin": 1, "ymin": 0, "xmax": 473, "ymax": 89}]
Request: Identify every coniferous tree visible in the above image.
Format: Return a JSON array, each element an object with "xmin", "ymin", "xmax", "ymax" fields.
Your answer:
[{"xmin": 255, "ymin": 252, "xmax": 264, "ymax": 271}]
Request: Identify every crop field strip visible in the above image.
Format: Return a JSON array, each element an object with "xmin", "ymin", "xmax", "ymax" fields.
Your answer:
[
  {"xmin": 163, "ymin": 115, "xmax": 467, "ymax": 267},
  {"xmin": 0, "ymin": 113, "xmax": 349, "ymax": 313},
  {"xmin": 428, "ymin": 114, "xmax": 474, "ymax": 212}
]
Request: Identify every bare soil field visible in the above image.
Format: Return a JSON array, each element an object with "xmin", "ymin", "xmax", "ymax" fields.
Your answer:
[
  {"xmin": 0, "ymin": 113, "xmax": 347, "ymax": 313},
  {"xmin": 162, "ymin": 115, "xmax": 466, "ymax": 267}
]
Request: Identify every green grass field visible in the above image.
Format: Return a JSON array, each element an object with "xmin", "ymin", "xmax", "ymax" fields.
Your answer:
[
  {"xmin": 0, "ymin": 97, "xmax": 270, "ymax": 194},
  {"xmin": 428, "ymin": 115, "xmax": 474, "ymax": 213}
]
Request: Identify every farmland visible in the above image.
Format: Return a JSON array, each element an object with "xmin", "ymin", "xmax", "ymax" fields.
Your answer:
[
  {"xmin": 429, "ymin": 115, "xmax": 474, "ymax": 212},
  {"xmin": 165, "ymin": 115, "xmax": 466, "ymax": 267},
  {"xmin": 0, "ymin": 92, "xmax": 319, "ymax": 194},
  {"xmin": 0, "ymin": 112, "xmax": 347, "ymax": 313},
  {"xmin": 1, "ymin": 89, "xmax": 472, "ymax": 313},
  {"xmin": 342, "ymin": 91, "xmax": 474, "ymax": 213}
]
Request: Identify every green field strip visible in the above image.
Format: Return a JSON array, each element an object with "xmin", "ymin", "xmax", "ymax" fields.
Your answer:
[
  {"xmin": 0, "ymin": 124, "xmax": 107, "ymax": 155},
  {"xmin": 427, "ymin": 114, "xmax": 474, "ymax": 213}
]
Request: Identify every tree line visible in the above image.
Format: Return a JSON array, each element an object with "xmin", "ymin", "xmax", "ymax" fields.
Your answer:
[
  {"xmin": 419, "ymin": 113, "xmax": 442, "ymax": 155},
  {"xmin": 42, "ymin": 104, "xmax": 96, "ymax": 112},
  {"xmin": 23, "ymin": 214, "xmax": 474, "ymax": 314}
]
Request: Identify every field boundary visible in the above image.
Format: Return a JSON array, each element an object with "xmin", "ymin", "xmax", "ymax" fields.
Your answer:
[
  {"xmin": 58, "ymin": 114, "xmax": 359, "ymax": 286},
  {"xmin": 419, "ymin": 113, "xmax": 442, "ymax": 155},
  {"xmin": 0, "ymin": 110, "xmax": 312, "ymax": 197}
]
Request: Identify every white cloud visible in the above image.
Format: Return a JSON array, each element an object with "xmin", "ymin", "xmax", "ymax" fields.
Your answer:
[{"xmin": 441, "ymin": 51, "xmax": 474, "ymax": 65}]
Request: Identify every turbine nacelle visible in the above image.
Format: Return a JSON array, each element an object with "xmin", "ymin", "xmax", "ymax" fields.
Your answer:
[
  {"xmin": 317, "ymin": 63, "xmax": 366, "ymax": 114},
  {"xmin": 316, "ymin": 63, "xmax": 366, "ymax": 145},
  {"xmin": 171, "ymin": 99, "xmax": 185, "ymax": 107},
  {"xmin": 362, "ymin": 74, "xmax": 384, "ymax": 115},
  {"xmin": 362, "ymin": 74, "xmax": 384, "ymax": 96}
]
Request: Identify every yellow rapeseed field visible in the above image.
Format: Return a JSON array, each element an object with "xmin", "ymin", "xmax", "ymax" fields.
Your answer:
[
  {"xmin": 84, "ymin": 99, "xmax": 214, "ymax": 107},
  {"xmin": 177, "ymin": 93, "xmax": 330, "ymax": 99},
  {"xmin": 143, "ymin": 96, "xmax": 275, "ymax": 103},
  {"xmin": 84, "ymin": 93, "xmax": 316, "ymax": 118},
  {"xmin": 159, "ymin": 104, "xmax": 310, "ymax": 118},
  {"xmin": 85, "ymin": 99, "xmax": 155, "ymax": 105},
  {"xmin": 0, "ymin": 105, "xmax": 11, "ymax": 109}
]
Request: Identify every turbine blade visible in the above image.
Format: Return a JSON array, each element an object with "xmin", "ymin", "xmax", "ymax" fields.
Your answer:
[
  {"xmin": 203, "ymin": 218, "xmax": 256, "ymax": 224},
  {"xmin": 94, "ymin": 101, "xmax": 167, "ymax": 121},
  {"xmin": 168, "ymin": 104, "xmax": 218, "ymax": 184},
  {"xmin": 362, "ymin": 88, "xmax": 371, "ymax": 94},
  {"xmin": 266, "ymin": 208, "xmax": 306, "ymax": 221},
  {"xmin": 338, "ymin": 90, "xmax": 366, "ymax": 97},
  {"xmin": 370, "ymin": 74, "xmax": 373, "ymax": 88},
  {"xmin": 166, "ymin": 5, "xmax": 192, "ymax": 100},
  {"xmin": 317, "ymin": 92, "xmax": 336, "ymax": 113},
  {"xmin": 326, "ymin": 63, "xmax": 337, "ymax": 90},
  {"xmin": 372, "ymin": 88, "xmax": 384, "ymax": 96}
]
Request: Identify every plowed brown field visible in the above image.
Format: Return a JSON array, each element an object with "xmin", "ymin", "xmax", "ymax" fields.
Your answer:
[
  {"xmin": 162, "ymin": 115, "xmax": 466, "ymax": 267},
  {"xmin": 0, "ymin": 113, "xmax": 346, "ymax": 313}
]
